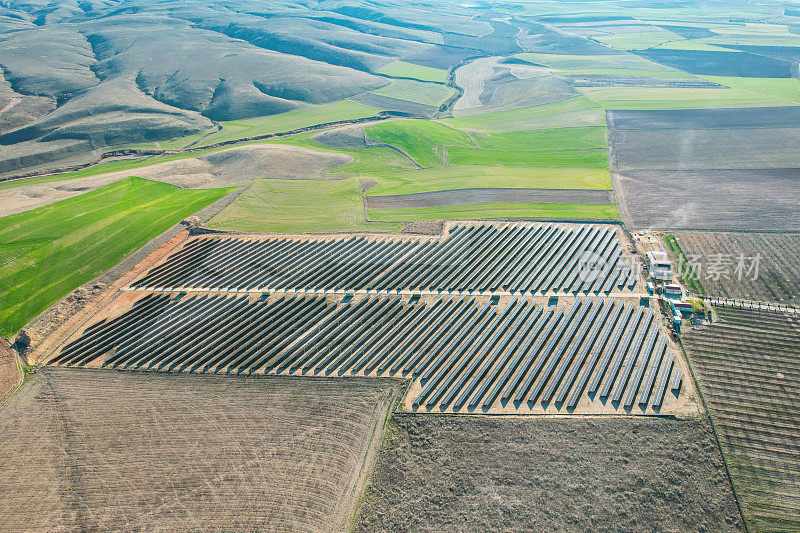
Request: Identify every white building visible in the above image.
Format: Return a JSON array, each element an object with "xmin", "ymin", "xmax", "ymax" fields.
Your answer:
[{"xmin": 646, "ymin": 251, "xmax": 672, "ymax": 282}]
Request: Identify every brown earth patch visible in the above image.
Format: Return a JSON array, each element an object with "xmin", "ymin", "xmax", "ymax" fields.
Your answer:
[
  {"xmin": 0, "ymin": 368, "xmax": 402, "ymax": 531},
  {"xmin": 356, "ymin": 414, "xmax": 744, "ymax": 532}
]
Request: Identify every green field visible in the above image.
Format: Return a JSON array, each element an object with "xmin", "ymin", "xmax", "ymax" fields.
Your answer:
[
  {"xmin": 367, "ymin": 202, "xmax": 620, "ymax": 222},
  {"xmin": 163, "ymin": 100, "xmax": 381, "ymax": 150},
  {"xmin": 447, "ymin": 147, "xmax": 608, "ymax": 168},
  {"xmin": 578, "ymin": 86, "xmax": 794, "ymax": 109},
  {"xmin": 595, "ymin": 31, "xmax": 684, "ymax": 51},
  {"xmin": 472, "ymin": 127, "xmax": 607, "ymax": 150},
  {"xmin": 209, "ymin": 178, "xmax": 399, "ymax": 234},
  {"xmin": 700, "ymin": 76, "xmax": 800, "ymax": 104},
  {"xmin": 445, "ymin": 96, "xmax": 606, "ymax": 132},
  {"xmin": 371, "ymin": 79, "xmax": 454, "ymax": 106},
  {"xmin": 375, "ymin": 60, "xmax": 448, "ymax": 83},
  {"xmin": 0, "ymin": 177, "xmax": 231, "ymax": 337},
  {"xmin": 515, "ymin": 53, "xmax": 689, "ymax": 77},
  {"xmin": 362, "ymin": 165, "xmax": 611, "ymax": 195},
  {"xmin": 365, "ymin": 120, "xmax": 472, "ymax": 167}
]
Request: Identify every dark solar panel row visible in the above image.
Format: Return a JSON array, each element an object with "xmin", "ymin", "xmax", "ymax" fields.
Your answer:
[
  {"xmin": 130, "ymin": 223, "xmax": 636, "ymax": 294},
  {"xmin": 52, "ymin": 293, "xmax": 677, "ymax": 412}
]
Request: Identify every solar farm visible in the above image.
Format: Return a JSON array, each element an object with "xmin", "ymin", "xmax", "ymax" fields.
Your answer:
[
  {"xmin": 49, "ymin": 292, "xmax": 689, "ymax": 415},
  {"xmin": 37, "ymin": 220, "xmax": 694, "ymax": 417},
  {"xmin": 130, "ymin": 222, "xmax": 640, "ymax": 295}
]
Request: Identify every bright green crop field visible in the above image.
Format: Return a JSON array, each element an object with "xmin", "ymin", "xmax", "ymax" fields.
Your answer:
[
  {"xmin": 0, "ymin": 177, "xmax": 231, "ymax": 337},
  {"xmin": 447, "ymin": 147, "xmax": 609, "ymax": 168},
  {"xmin": 472, "ymin": 127, "xmax": 607, "ymax": 150},
  {"xmin": 362, "ymin": 165, "xmax": 611, "ymax": 195},
  {"xmin": 365, "ymin": 120, "xmax": 473, "ymax": 167}
]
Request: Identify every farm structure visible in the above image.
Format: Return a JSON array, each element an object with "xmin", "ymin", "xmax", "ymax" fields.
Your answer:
[
  {"xmin": 0, "ymin": 368, "xmax": 401, "ymax": 531},
  {"xmin": 671, "ymin": 231, "xmax": 800, "ymax": 306},
  {"xmin": 48, "ymin": 293, "xmax": 692, "ymax": 415},
  {"xmin": 130, "ymin": 222, "xmax": 640, "ymax": 295},
  {"xmin": 682, "ymin": 307, "xmax": 800, "ymax": 532}
]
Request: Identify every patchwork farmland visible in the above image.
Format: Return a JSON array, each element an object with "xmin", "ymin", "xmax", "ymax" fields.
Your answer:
[
  {"xmin": 682, "ymin": 307, "xmax": 800, "ymax": 532},
  {"xmin": 131, "ymin": 222, "xmax": 639, "ymax": 295},
  {"xmin": 48, "ymin": 292, "xmax": 691, "ymax": 416}
]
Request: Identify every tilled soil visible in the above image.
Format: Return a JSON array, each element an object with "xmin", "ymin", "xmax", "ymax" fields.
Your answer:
[
  {"xmin": 0, "ymin": 368, "xmax": 402, "ymax": 531},
  {"xmin": 364, "ymin": 188, "xmax": 612, "ymax": 208},
  {"xmin": 356, "ymin": 414, "xmax": 744, "ymax": 532}
]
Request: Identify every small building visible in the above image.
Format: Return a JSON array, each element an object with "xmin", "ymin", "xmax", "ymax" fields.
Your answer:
[{"xmin": 646, "ymin": 251, "xmax": 672, "ymax": 282}]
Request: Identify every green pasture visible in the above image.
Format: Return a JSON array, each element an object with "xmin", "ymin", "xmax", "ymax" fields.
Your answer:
[
  {"xmin": 367, "ymin": 202, "xmax": 620, "ymax": 222},
  {"xmin": 700, "ymin": 77, "xmax": 800, "ymax": 105},
  {"xmin": 516, "ymin": 53, "xmax": 690, "ymax": 77},
  {"xmin": 209, "ymin": 178, "xmax": 399, "ymax": 234},
  {"xmin": 445, "ymin": 96, "xmax": 606, "ymax": 132},
  {"xmin": 371, "ymin": 79, "xmax": 454, "ymax": 106},
  {"xmin": 164, "ymin": 100, "xmax": 381, "ymax": 150},
  {"xmin": 362, "ymin": 165, "xmax": 611, "ymax": 196},
  {"xmin": 472, "ymin": 127, "xmax": 607, "ymax": 151},
  {"xmin": 0, "ymin": 177, "xmax": 231, "ymax": 337},
  {"xmin": 365, "ymin": 120, "xmax": 472, "ymax": 167},
  {"xmin": 447, "ymin": 147, "xmax": 608, "ymax": 168},
  {"xmin": 578, "ymin": 86, "xmax": 794, "ymax": 109},
  {"xmin": 376, "ymin": 60, "xmax": 448, "ymax": 83}
]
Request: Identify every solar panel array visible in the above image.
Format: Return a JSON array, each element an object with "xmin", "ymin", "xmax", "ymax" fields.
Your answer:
[
  {"xmin": 51, "ymin": 293, "xmax": 680, "ymax": 412},
  {"xmin": 130, "ymin": 223, "xmax": 636, "ymax": 294}
]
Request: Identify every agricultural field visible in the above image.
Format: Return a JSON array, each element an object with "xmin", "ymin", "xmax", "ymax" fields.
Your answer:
[
  {"xmin": 370, "ymin": 79, "xmax": 454, "ymax": 107},
  {"xmin": 356, "ymin": 415, "xmax": 743, "ymax": 531},
  {"xmin": 375, "ymin": 60, "xmax": 448, "ymax": 83},
  {"xmin": 0, "ymin": 368, "xmax": 401, "ymax": 531},
  {"xmin": 0, "ymin": 341, "xmax": 21, "ymax": 403},
  {"xmin": 613, "ymin": 169, "xmax": 800, "ymax": 231},
  {"xmin": 670, "ymin": 232, "xmax": 800, "ymax": 305},
  {"xmin": 365, "ymin": 120, "xmax": 472, "ymax": 167},
  {"xmin": 682, "ymin": 307, "xmax": 800, "ymax": 532},
  {"xmin": 161, "ymin": 100, "xmax": 382, "ymax": 150},
  {"xmin": 0, "ymin": 177, "xmax": 231, "ymax": 337},
  {"xmin": 362, "ymin": 165, "xmax": 611, "ymax": 195},
  {"xmin": 447, "ymin": 146, "xmax": 608, "ymax": 168},
  {"xmin": 208, "ymin": 178, "xmax": 400, "ymax": 234},
  {"xmin": 363, "ymin": 189, "xmax": 612, "ymax": 209}
]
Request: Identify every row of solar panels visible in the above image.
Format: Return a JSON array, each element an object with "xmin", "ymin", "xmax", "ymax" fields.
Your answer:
[
  {"xmin": 131, "ymin": 223, "xmax": 636, "ymax": 295},
  {"xmin": 52, "ymin": 294, "xmax": 680, "ymax": 412}
]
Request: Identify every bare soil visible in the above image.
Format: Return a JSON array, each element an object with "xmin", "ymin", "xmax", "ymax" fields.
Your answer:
[
  {"xmin": 0, "ymin": 339, "xmax": 21, "ymax": 403},
  {"xmin": 356, "ymin": 414, "xmax": 744, "ymax": 532},
  {"xmin": 0, "ymin": 368, "xmax": 402, "ymax": 531},
  {"xmin": 612, "ymin": 169, "xmax": 800, "ymax": 231}
]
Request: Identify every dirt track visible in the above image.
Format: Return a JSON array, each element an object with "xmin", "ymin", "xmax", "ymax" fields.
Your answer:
[
  {"xmin": 356, "ymin": 414, "xmax": 743, "ymax": 532},
  {"xmin": 0, "ymin": 368, "xmax": 401, "ymax": 531}
]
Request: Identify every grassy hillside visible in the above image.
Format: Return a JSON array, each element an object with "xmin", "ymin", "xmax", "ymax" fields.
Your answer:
[
  {"xmin": 365, "ymin": 120, "xmax": 473, "ymax": 166},
  {"xmin": 0, "ymin": 177, "xmax": 231, "ymax": 337}
]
